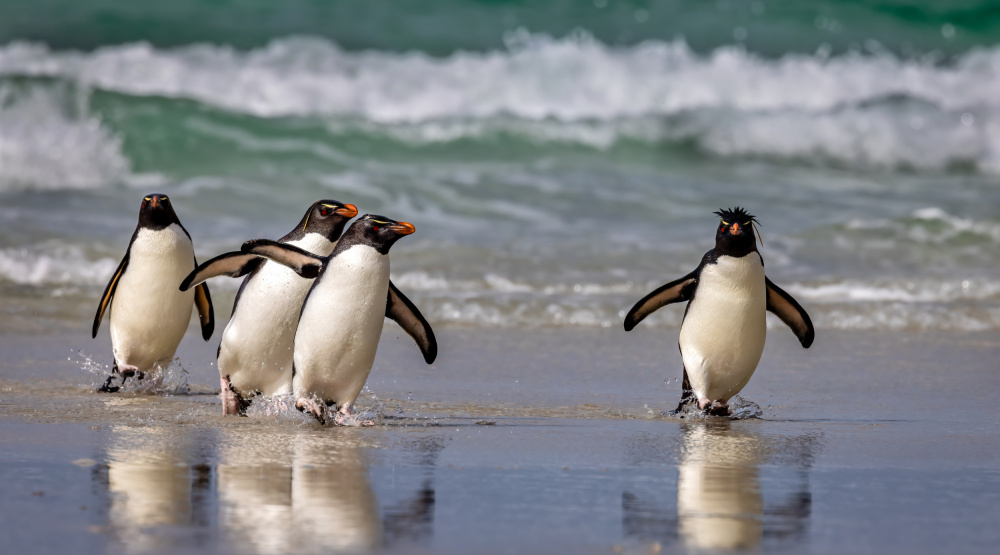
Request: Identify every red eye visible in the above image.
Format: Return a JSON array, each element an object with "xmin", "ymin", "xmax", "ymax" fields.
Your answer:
[
  {"xmin": 373, "ymin": 225, "xmax": 380, "ymax": 232},
  {"xmin": 320, "ymin": 208, "xmax": 329, "ymax": 216}
]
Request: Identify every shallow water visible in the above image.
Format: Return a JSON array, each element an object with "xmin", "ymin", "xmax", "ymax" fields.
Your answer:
[{"xmin": 2, "ymin": 328, "xmax": 999, "ymax": 554}]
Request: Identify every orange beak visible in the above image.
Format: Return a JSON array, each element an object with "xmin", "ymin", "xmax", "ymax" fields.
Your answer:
[
  {"xmin": 337, "ymin": 204, "xmax": 359, "ymax": 217},
  {"xmin": 150, "ymin": 196, "xmax": 160, "ymax": 208},
  {"xmin": 729, "ymin": 222, "xmax": 741, "ymax": 235},
  {"xmin": 390, "ymin": 221, "xmax": 416, "ymax": 235}
]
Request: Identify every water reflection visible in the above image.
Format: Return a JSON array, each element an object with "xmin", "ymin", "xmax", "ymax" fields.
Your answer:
[
  {"xmin": 101, "ymin": 426, "xmax": 211, "ymax": 553},
  {"xmin": 96, "ymin": 426, "xmax": 441, "ymax": 554},
  {"xmin": 623, "ymin": 421, "xmax": 817, "ymax": 551}
]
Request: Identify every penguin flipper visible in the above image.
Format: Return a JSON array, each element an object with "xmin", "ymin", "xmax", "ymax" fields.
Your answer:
[
  {"xmin": 765, "ymin": 277, "xmax": 815, "ymax": 348},
  {"xmin": 194, "ymin": 280, "xmax": 215, "ymax": 341},
  {"xmin": 180, "ymin": 252, "xmax": 265, "ymax": 291},
  {"xmin": 241, "ymin": 239, "xmax": 323, "ymax": 279},
  {"xmin": 624, "ymin": 272, "xmax": 698, "ymax": 331},
  {"xmin": 386, "ymin": 281, "xmax": 437, "ymax": 364},
  {"xmin": 92, "ymin": 252, "xmax": 129, "ymax": 338}
]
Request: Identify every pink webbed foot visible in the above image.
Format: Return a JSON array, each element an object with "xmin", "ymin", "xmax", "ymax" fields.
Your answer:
[
  {"xmin": 296, "ymin": 397, "xmax": 327, "ymax": 425},
  {"xmin": 332, "ymin": 406, "xmax": 375, "ymax": 427}
]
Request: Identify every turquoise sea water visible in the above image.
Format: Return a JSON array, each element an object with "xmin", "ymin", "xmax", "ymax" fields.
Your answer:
[{"xmin": 1, "ymin": 0, "xmax": 998, "ymax": 333}]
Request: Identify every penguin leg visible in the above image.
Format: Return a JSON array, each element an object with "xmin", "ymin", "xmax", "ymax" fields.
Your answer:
[
  {"xmin": 707, "ymin": 401, "xmax": 730, "ymax": 417},
  {"xmin": 671, "ymin": 366, "xmax": 697, "ymax": 414},
  {"xmin": 97, "ymin": 360, "xmax": 122, "ymax": 393},
  {"xmin": 295, "ymin": 397, "xmax": 327, "ymax": 425},
  {"xmin": 220, "ymin": 376, "xmax": 247, "ymax": 416}
]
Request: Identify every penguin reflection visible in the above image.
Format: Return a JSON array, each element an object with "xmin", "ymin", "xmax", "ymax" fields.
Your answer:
[
  {"xmin": 101, "ymin": 426, "xmax": 210, "ymax": 553},
  {"xmin": 217, "ymin": 431, "xmax": 437, "ymax": 554},
  {"xmin": 623, "ymin": 421, "xmax": 815, "ymax": 551}
]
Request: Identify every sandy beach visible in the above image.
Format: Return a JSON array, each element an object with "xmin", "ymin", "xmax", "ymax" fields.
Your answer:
[{"xmin": 1, "ymin": 326, "xmax": 998, "ymax": 554}]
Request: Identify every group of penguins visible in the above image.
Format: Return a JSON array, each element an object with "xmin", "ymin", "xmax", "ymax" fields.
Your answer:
[{"xmin": 92, "ymin": 195, "xmax": 815, "ymax": 423}]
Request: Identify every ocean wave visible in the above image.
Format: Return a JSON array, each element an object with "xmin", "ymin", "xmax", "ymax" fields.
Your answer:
[
  {"xmin": 2, "ymin": 34, "xmax": 1000, "ymax": 173},
  {"xmin": 0, "ymin": 84, "xmax": 130, "ymax": 190},
  {"xmin": 0, "ymin": 243, "xmax": 119, "ymax": 287},
  {"xmin": 3, "ymin": 33, "xmax": 998, "ymax": 120}
]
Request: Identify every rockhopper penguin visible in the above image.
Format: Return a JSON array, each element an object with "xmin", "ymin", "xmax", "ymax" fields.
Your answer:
[
  {"xmin": 624, "ymin": 207, "xmax": 814, "ymax": 415},
  {"xmin": 180, "ymin": 200, "xmax": 358, "ymax": 415},
  {"xmin": 93, "ymin": 194, "xmax": 214, "ymax": 391},
  {"xmin": 240, "ymin": 214, "xmax": 437, "ymax": 424}
]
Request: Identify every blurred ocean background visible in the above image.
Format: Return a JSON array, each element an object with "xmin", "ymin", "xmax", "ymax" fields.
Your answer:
[{"xmin": 1, "ymin": 0, "xmax": 998, "ymax": 334}]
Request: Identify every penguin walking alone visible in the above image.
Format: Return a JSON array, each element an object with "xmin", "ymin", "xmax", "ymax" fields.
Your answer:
[
  {"xmin": 239, "ymin": 214, "xmax": 437, "ymax": 424},
  {"xmin": 93, "ymin": 194, "xmax": 214, "ymax": 391},
  {"xmin": 624, "ymin": 207, "xmax": 814, "ymax": 415},
  {"xmin": 179, "ymin": 200, "xmax": 358, "ymax": 415}
]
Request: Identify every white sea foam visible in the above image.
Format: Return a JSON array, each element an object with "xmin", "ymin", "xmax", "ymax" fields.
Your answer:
[
  {"xmin": 3, "ymin": 35, "xmax": 1000, "ymax": 172},
  {"xmin": 0, "ymin": 243, "xmax": 119, "ymax": 286},
  {"xmin": 0, "ymin": 84, "xmax": 130, "ymax": 190}
]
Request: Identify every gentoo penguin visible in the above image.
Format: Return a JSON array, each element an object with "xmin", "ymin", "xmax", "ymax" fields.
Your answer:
[
  {"xmin": 240, "ymin": 214, "xmax": 437, "ymax": 424},
  {"xmin": 93, "ymin": 194, "xmax": 214, "ymax": 391},
  {"xmin": 623, "ymin": 207, "xmax": 813, "ymax": 415},
  {"xmin": 179, "ymin": 200, "xmax": 358, "ymax": 415}
]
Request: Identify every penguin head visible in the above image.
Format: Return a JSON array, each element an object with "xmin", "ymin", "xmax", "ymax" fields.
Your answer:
[
  {"xmin": 295, "ymin": 199, "xmax": 358, "ymax": 241},
  {"xmin": 713, "ymin": 207, "xmax": 759, "ymax": 258},
  {"xmin": 344, "ymin": 214, "xmax": 416, "ymax": 254},
  {"xmin": 137, "ymin": 194, "xmax": 182, "ymax": 230}
]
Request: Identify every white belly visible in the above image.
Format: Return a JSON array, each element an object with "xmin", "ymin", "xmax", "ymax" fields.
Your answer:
[
  {"xmin": 219, "ymin": 234, "xmax": 335, "ymax": 397},
  {"xmin": 678, "ymin": 254, "xmax": 767, "ymax": 403},
  {"xmin": 293, "ymin": 245, "xmax": 389, "ymax": 411},
  {"xmin": 109, "ymin": 225, "xmax": 196, "ymax": 371}
]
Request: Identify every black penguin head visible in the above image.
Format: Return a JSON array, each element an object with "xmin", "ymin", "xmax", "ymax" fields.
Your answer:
[
  {"xmin": 137, "ymin": 194, "xmax": 182, "ymax": 230},
  {"xmin": 286, "ymin": 200, "xmax": 358, "ymax": 242},
  {"xmin": 713, "ymin": 207, "xmax": 759, "ymax": 258},
  {"xmin": 340, "ymin": 214, "xmax": 416, "ymax": 255}
]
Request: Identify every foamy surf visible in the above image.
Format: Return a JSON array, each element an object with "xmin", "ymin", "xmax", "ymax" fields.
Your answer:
[{"xmin": 2, "ymin": 33, "xmax": 1000, "ymax": 173}]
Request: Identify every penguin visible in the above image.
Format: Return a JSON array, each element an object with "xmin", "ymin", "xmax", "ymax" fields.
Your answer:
[
  {"xmin": 239, "ymin": 214, "xmax": 437, "ymax": 424},
  {"xmin": 623, "ymin": 207, "xmax": 813, "ymax": 415},
  {"xmin": 93, "ymin": 194, "xmax": 214, "ymax": 391},
  {"xmin": 178, "ymin": 200, "xmax": 358, "ymax": 415}
]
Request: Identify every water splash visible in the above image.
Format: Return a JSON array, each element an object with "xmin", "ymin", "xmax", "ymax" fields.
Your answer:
[
  {"xmin": 241, "ymin": 386, "xmax": 389, "ymax": 426},
  {"xmin": 74, "ymin": 349, "xmax": 190, "ymax": 395},
  {"xmin": 661, "ymin": 394, "xmax": 762, "ymax": 420},
  {"xmin": 728, "ymin": 395, "xmax": 764, "ymax": 420}
]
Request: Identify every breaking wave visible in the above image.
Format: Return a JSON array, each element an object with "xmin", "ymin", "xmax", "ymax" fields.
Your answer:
[{"xmin": 2, "ymin": 33, "xmax": 1000, "ymax": 173}]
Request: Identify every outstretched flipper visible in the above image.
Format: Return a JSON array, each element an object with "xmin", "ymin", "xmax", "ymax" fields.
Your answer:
[
  {"xmin": 765, "ymin": 277, "xmax": 814, "ymax": 348},
  {"xmin": 241, "ymin": 239, "xmax": 324, "ymax": 279},
  {"xmin": 386, "ymin": 281, "xmax": 437, "ymax": 364},
  {"xmin": 180, "ymin": 252, "xmax": 264, "ymax": 291},
  {"xmin": 92, "ymin": 252, "xmax": 129, "ymax": 338},
  {"xmin": 624, "ymin": 271, "xmax": 698, "ymax": 331}
]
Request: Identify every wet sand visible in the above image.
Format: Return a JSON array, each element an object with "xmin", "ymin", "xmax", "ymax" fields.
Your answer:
[{"xmin": 1, "ymin": 327, "xmax": 999, "ymax": 554}]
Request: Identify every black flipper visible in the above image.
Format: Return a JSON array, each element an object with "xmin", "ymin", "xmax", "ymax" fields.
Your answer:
[
  {"xmin": 765, "ymin": 277, "xmax": 815, "ymax": 348},
  {"xmin": 624, "ymin": 272, "xmax": 699, "ymax": 331},
  {"xmin": 386, "ymin": 281, "xmax": 437, "ymax": 364},
  {"xmin": 241, "ymin": 239, "xmax": 324, "ymax": 279},
  {"xmin": 194, "ymin": 280, "xmax": 215, "ymax": 341},
  {"xmin": 179, "ymin": 252, "xmax": 264, "ymax": 291},
  {"xmin": 92, "ymin": 252, "xmax": 129, "ymax": 338}
]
